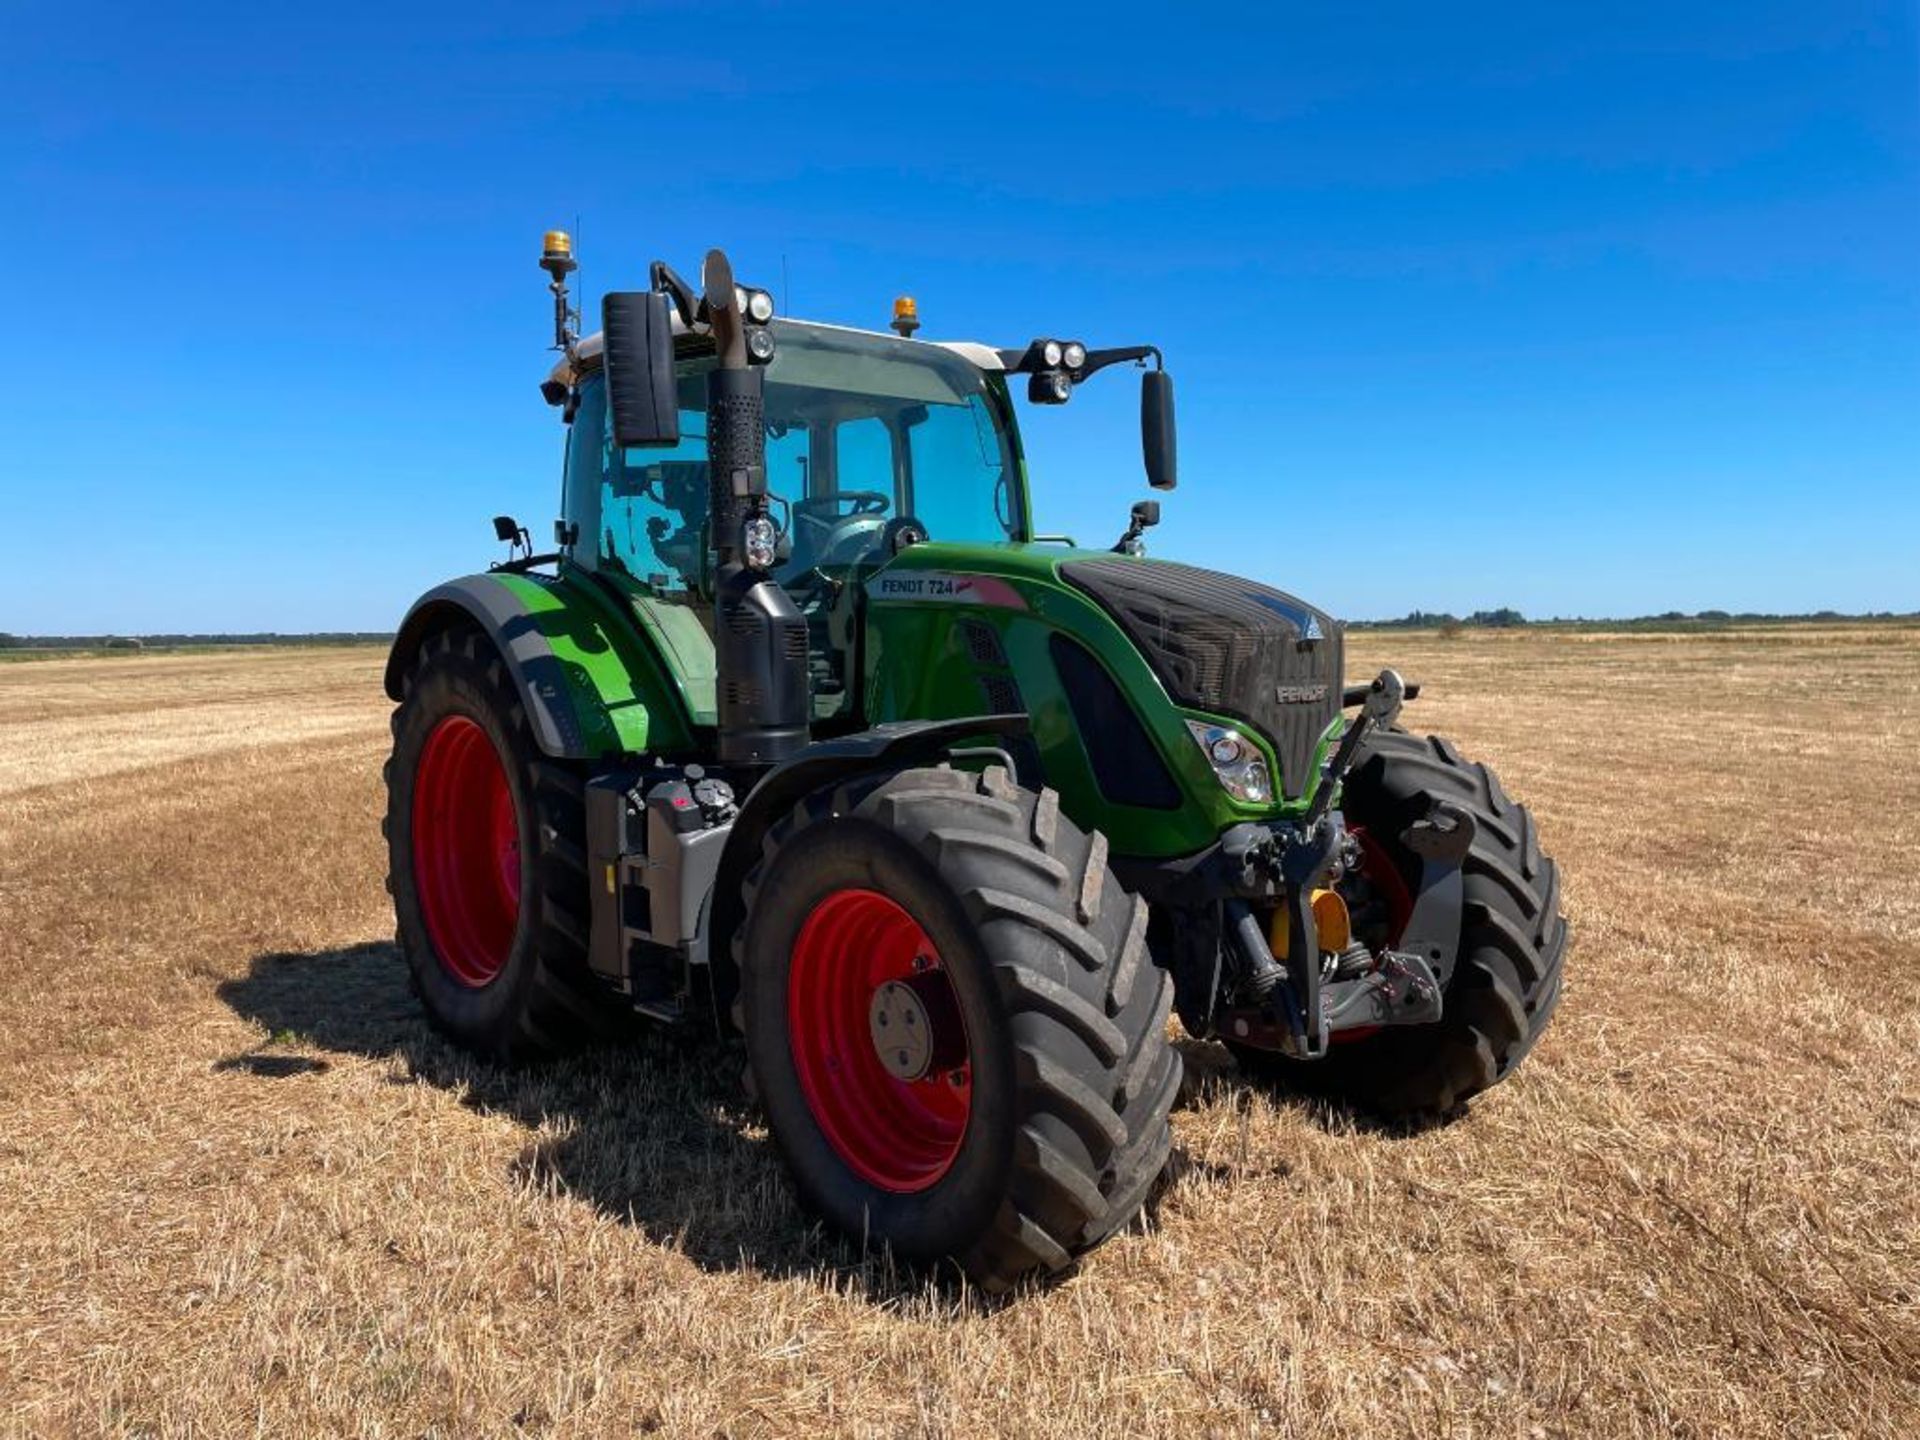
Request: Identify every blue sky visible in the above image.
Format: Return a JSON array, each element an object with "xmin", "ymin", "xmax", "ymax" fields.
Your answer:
[{"xmin": 1, "ymin": 2, "xmax": 1914, "ymax": 632}]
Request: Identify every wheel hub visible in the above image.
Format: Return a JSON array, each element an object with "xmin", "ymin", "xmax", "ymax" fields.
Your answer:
[{"xmin": 869, "ymin": 972, "xmax": 966, "ymax": 1082}]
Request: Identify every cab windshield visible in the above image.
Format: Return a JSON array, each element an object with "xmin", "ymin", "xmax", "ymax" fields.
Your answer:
[{"xmin": 565, "ymin": 320, "xmax": 1024, "ymax": 591}]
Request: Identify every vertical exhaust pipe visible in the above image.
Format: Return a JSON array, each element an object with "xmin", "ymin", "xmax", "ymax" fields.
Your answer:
[{"xmin": 699, "ymin": 250, "xmax": 811, "ymax": 767}]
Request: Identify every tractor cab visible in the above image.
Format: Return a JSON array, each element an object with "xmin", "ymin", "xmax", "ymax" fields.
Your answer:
[{"xmin": 553, "ymin": 319, "xmax": 1029, "ymax": 722}]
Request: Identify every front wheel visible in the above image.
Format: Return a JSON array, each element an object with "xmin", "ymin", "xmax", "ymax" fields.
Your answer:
[
  {"xmin": 735, "ymin": 766, "xmax": 1181, "ymax": 1292},
  {"xmin": 1231, "ymin": 730, "xmax": 1568, "ymax": 1117}
]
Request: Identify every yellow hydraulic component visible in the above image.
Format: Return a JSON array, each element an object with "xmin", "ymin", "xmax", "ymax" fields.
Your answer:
[{"xmin": 1269, "ymin": 888, "xmax": 1352, "ymax": 960}]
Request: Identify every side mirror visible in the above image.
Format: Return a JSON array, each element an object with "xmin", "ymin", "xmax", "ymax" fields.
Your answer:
[
  {"xmin": 1142, "ymin": 369, "xmax": 1177, "ymax": 490},
  {"xmin": 602, "ymin": 291, "xmax": 680, "ymax": 449}
]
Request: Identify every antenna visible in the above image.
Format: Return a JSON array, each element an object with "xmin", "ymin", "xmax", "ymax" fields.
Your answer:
[{"xmin": 782, "ymin": 252, "xmax": 790, "ymax": 316}]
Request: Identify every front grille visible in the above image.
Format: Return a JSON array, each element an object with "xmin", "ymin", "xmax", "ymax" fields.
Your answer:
[{"xmin": 1060, "ymin": 557, "xmax": 1343, "ymax": 799}]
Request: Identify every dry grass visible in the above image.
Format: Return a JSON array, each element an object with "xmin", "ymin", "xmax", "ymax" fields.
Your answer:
[{"xmin": 1, "ymin": 633, "xmax": 1916, "ymax": 1438}]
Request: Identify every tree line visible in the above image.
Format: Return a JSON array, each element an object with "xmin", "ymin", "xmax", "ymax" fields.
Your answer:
[
  {"xmin": 0, "ymin": 632, "xmax": 392, "ymax": 650},
  {"xmin": 1350, "ymin": 608, "xmax": 1919, "ymax": 632}
]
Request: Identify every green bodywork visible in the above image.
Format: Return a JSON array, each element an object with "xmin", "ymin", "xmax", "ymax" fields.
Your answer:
[
  {"xmin": 858, "ymin": 541, "xmax": 1337, "ymax": 856},
  {"xmin": 476, "ymin": 541, "xmax": 1341, "ymax": 862},
  {"xmin": 401, "ymin": 323, "xmax": 1346, "ymax": 865},
  {"xmin": 485, "ymin": 569, "xmax": 702, "ymax": 756}
]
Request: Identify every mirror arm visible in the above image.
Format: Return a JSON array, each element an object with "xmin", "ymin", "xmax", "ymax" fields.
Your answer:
[
  {"xmin": 1073, "ymin": 344, "xmax": 1161, "ymax": 381},
  {"xmin": 649, "ymin": 261, "xmax": 700, "ymax": 329},
  {"xmin": 995, "ymin": 343, "xmax": 1163, "ymax": 380}
]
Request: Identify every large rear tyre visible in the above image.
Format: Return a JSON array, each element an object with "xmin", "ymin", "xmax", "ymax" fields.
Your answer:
[
  {"xmin": 384, "ymin": 625, "xmax": 611, "ymax": 1059},
  {"xmin": 1231, "ymin": 730, "xmax": 1568, "ymax": 1117},
  {"xmin": 735, "ymin": 766, "xmax": 1180, "ymax": 1292}
]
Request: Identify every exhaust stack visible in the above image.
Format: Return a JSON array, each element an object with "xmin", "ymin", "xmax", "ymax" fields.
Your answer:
[{"xmin": 697, "ymin": 250, "xmax": 810, "ymax": 768}]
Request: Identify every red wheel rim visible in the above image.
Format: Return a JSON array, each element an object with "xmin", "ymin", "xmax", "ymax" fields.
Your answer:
[
  {"xmin": 786, "ymin": 889, "xmax": 971, "ymax": 1193},
  {"xmin": 411, "ymin": 715, "xmax": 521, "ymax": 988},
  {"xmin": 1350, "ymin": 825, "xmax": 1415, "ymax": 942}
]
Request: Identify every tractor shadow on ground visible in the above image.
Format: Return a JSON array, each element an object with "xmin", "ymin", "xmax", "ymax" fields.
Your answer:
[
  {"xmin": 218, "ymin": 942, "xmax": 928, "ymax": 1299},
  {"xmin": 216, "ymin": 944, "xmax": 1421, "ymax": 1304},
  {"xmin": 220, "ymin": 942, "xmax": 1189, "ymax": 1306},
  {"xmin": 1170, "ymin": 1035, "xmax": 1462, "ymax": 1141}
]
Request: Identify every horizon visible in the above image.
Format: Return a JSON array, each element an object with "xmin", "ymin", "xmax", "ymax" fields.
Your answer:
[
  {"xmin": 9, "ymin": 603, "xmax": 1920, "ymax": 649},
  {"xmin": 2, "ymin": 3, "xmax": 1916, "ymax": 632}
]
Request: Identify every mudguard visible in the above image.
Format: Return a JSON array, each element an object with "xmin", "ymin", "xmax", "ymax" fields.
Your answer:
[
  {"xmin": 384, "ymin": 572, "xmax": 699, "ymax": 759},
  {"xmin": 703, "ymin": 714, "xmax": 1031, "ymax": 983}
]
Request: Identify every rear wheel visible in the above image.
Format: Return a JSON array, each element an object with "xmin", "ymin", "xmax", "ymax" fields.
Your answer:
[
  {"xmin": 736, "ymin": 766, "xmax": 1181, "ymax": 1292},
  {"xmin": 1231, "ymin": 729, "xmax": 1568, "ymax": 1117},
  {"xmin": 384, "ymin": 625, "xmax": 610, "ymax": 1058}
]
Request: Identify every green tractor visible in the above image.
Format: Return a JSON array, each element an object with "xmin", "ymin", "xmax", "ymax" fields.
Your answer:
[{"xmin": 382, "ymin": 234, "xmax": 1567, "ymax": 1290}]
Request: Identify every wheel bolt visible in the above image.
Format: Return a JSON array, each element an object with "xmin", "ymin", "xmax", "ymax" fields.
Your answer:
[{"xmin": 948, "ymin": 1068, "xmax": 967, "ymax": 1088}]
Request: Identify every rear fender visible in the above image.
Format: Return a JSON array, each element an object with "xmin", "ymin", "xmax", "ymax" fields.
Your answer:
[{"xmin": 385, "ymin": 573, "xmax": 698, "ymax": 759}]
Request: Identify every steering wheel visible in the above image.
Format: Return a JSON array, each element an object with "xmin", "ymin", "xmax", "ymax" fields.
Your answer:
[{"xmin": 789, "ymin": 491, "xmax": 893, "ymax": 572}]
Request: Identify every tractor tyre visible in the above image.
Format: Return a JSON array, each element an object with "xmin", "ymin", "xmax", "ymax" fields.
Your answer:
[
  {"xmin": 1231, "ymin": 729, "xmax": 1567, "ymax": 1118},
  {"xmin": 734, "ymin": 765, "xmax": 1181, "ymax": 1292},
  {"xmin": 384, "ymin": 624, "xmax": 611, "ymax": 1059}
]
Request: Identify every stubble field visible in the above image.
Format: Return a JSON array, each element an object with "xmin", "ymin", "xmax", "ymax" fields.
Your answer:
[{"xmin": 2, "ymin": 629, "xmax": 1916, "ymax": 1437}]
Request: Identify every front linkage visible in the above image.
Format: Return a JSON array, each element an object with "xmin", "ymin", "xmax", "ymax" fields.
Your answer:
[{"xmin": 1155, "ymin": 669, "xmax": 1475, "ymax": 1059}]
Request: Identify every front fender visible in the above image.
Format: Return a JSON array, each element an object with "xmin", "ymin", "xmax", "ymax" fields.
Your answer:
[{"xmin": 702, "ymin": 714, "xmax": 1031, "ymax": 999}]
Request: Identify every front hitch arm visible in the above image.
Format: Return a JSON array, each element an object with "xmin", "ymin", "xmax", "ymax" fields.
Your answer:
[{"xmin": 1220, "ymin": 668, "xmax": 1464, "ymax": 1058}]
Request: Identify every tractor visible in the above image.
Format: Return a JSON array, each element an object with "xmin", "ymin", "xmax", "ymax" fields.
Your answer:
[{"xmin": 381, "ymin": 234, "xmax": 1568, "ymax": 1291}]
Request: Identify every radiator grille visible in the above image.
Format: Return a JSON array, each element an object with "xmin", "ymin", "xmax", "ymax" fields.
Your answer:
[{"xmin": 1060, "ymin": 557, "xmax": 1343, "ymax": 799}]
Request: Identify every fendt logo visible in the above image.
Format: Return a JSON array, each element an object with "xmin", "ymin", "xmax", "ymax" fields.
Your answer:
[
  {"xmin": 865, "ymin": 571, "xmax": 1028, "ymax": 611},
  {"xmin": 1275, "ymin": 683, "xmax": 1329, "ymax": 704}
]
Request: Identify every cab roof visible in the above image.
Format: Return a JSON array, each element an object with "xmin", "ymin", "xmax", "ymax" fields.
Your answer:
[{"xmin": 542, "ymin": 316, "xmax": 1004, "ymax": 404}]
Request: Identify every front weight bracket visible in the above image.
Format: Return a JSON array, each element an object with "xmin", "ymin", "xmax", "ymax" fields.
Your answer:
[{"xmin": 1395, "ymin": 799, "xmax": 1475, "ymax": 987}]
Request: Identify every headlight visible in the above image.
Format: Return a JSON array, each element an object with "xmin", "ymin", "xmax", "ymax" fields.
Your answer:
[
  {"xmin": 1062, "ymin": 341, "xmax": 1086, "ymax": 369},
  {"xmin": 1042, "ymin": 340, "xmax": 1063, "ymax": 367},
  {"xmin": 746, "ymin": 288, "xmax": 775, "ymax": 323},
  {"xmin": 1185, "ymin": 720, "xmax": 1273, "ymax": 804},
  {"xmin": 746, "ymin": 327, "xmax": 776, "ymax": 361}
]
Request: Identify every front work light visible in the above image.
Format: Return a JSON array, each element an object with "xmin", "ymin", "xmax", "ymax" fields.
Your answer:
[
  {"xmin": 743, "ymin": 515, "xmax": 778, "ymax": 570},
  {"xmin": 1029, "ymin": 370, "xmax": 1072, "ymax": 404}
]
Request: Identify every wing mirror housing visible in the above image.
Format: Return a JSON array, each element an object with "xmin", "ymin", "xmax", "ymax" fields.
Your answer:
[
  {"xmin": 601, "ymin": 291, "xmax": 680, "ymax": 449},
  {"xmin": 1142, "ymin": 369, "xmax": 1177, "ymax": 490}
]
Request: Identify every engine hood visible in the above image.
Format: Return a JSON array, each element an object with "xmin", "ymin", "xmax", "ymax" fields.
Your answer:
[{"xmin": 1058, "ymin": 556, "xmax": 1345, "ymax": 799}]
